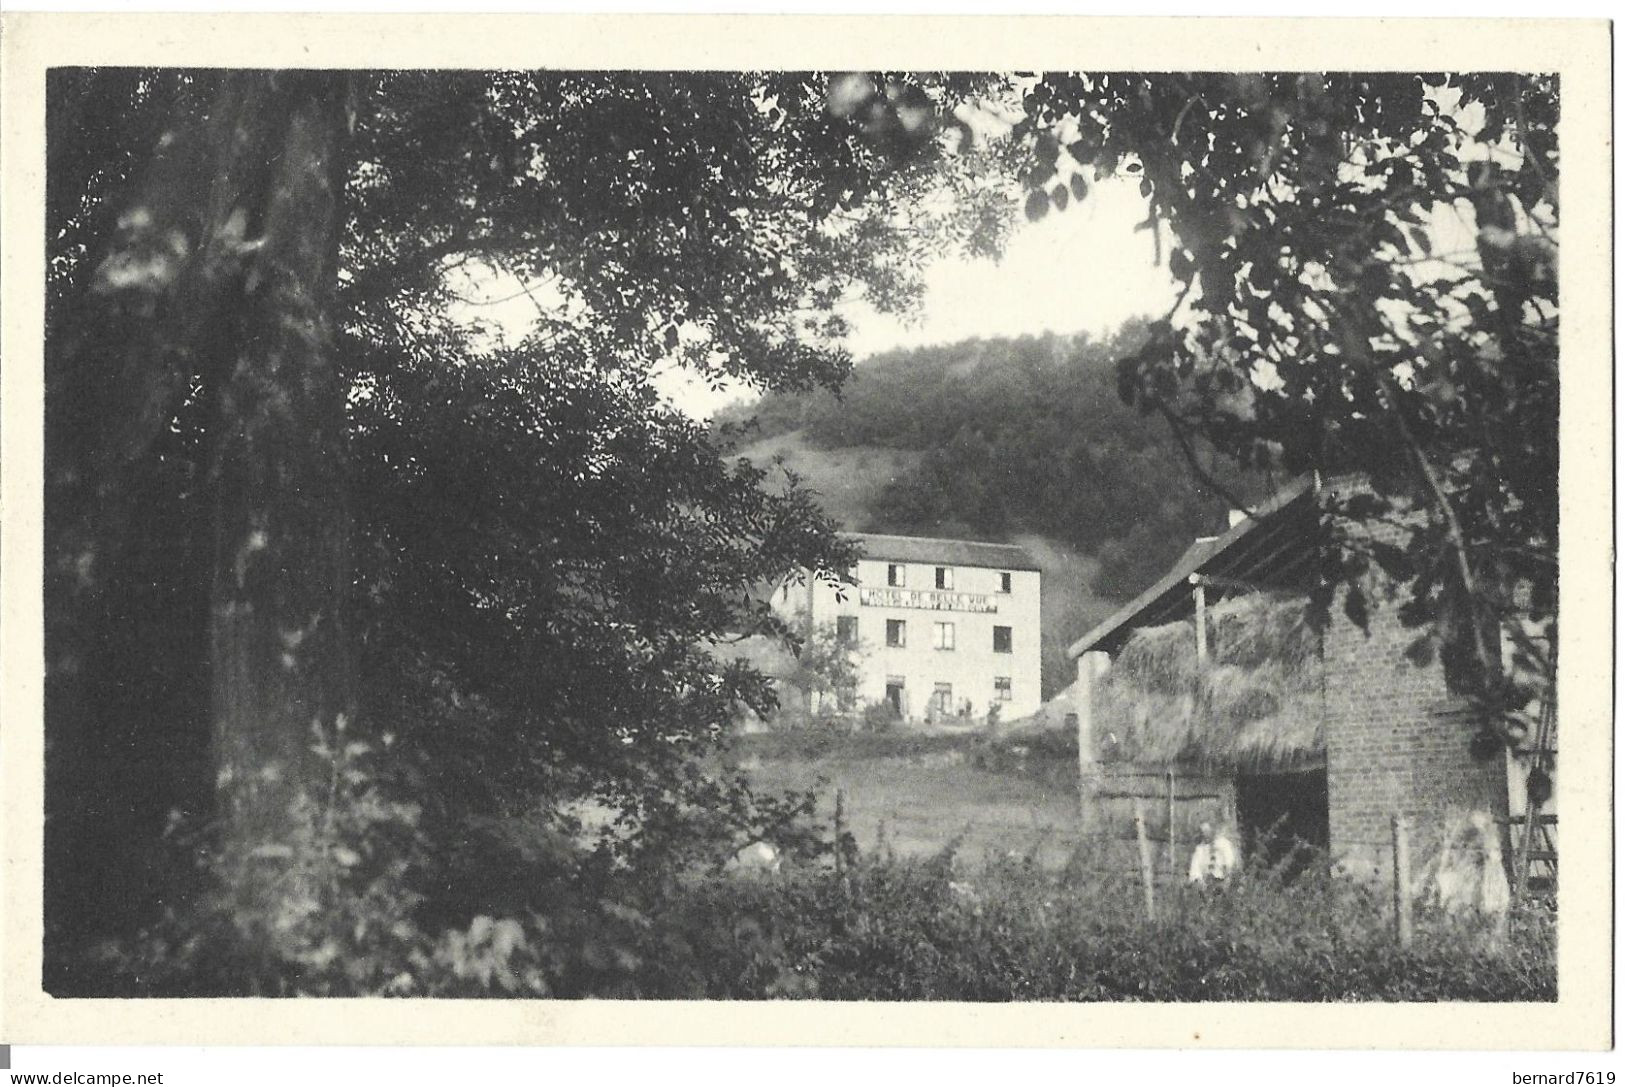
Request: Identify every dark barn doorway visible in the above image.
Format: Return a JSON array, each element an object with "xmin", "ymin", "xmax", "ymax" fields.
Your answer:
[{"xmin": 1236, "ymin": 768, "xmax": 1329, "ymax": 876}]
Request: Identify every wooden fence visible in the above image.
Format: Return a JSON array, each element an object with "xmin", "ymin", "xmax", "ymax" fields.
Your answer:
[
  {"xmin": 1080, "ymin": 763, "xmax": 1234, "ymax": 886},
  {"xmin": 1085, "ymin": 763, "xmax": 1432, "ymax": 946}
]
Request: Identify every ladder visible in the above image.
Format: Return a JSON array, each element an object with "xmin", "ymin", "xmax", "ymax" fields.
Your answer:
[{"xmin": 1513, "ymin": 682, "xmax": 1557, "ymax": 895}]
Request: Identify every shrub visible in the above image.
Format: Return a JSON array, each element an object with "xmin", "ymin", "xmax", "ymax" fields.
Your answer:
[
  {"xmin": 637, "ymin": 845, "xmax": 1556, "ymax": 1002},
  {"xmin": 64, "ymin": 734, "xmax": 1555, "ymax": 1004},
  {"xmin": 861, "ymin": 699, "xmax": 902, "ymax": 733},
  {"xmin": 731, "ymin": 726, "xmax": 971, "ymax": 763}
]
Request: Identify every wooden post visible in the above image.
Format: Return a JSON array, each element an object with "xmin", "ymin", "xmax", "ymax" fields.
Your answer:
[
  {"xmin": 1078, "ymin": 771, "xmax": 1089, "ymax": 834},
  {"xmin": 1165, "ymin": 769, "xmax": 1178, "ymax": 881},
  {"xmin": 1074, "ymin": 651, "xmax": 1102, "ymax": 835},
  {"xmin": 834, "ymin": 788, "xmax": 847, "ymax": 876},
  {"xmin": 1192, "ymin": 579, "xmax": 1208, "ymax": 664},
  {"xmin": 1391, "ymin": 814, "xmax": 1413, "ymax": 950},
  {"xmin": 1134, "ymin": 801, "xmax": 1157, "ymax": 921},
  {"xmin": 1076, "ymin": 709, "xmax": 1090, "ymax": 832}
]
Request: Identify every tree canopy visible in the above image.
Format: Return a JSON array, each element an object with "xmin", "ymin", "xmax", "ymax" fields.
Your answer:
[
  {"xmin": 1000, "ymin": 73, "xmax": 1559, "ymax": 742},
  {"xmin": 43, "ymin": 68, "xmax": 1014, "ymax": 986}
]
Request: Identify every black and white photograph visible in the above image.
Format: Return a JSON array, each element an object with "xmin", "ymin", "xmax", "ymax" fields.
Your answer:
[{"xmin": 0, "ymin": 11, "xmax": 1612, "ymax": 1063}]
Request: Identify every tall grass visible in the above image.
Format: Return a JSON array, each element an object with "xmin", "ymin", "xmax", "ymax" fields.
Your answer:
[
  {"xmin": 70, "ymin": 809, "xmax": 1554, "ymax": 1001},
  {"xmin": 650, "ymin": 842, "xmax": 1555, "ymax": 1002}
]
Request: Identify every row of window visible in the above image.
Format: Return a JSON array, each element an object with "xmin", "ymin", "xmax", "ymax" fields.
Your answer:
[
  {"xmin": 883, "ymin": 678, "xmax": 1014, "ymax": 716},
  {"xmin": 885, "ymin": 564, "xmax": 1015, "ymax": 594},
  {"xmin": 876, "ymin": 619, "xmax": 1012, "ymax": 652},
  {"xmin": 851, "ymin": 672, "xmax": 1014, "ymax": 714},
  {"xmin": 846, "ymin": 677, "xmax": 1015, "ymax": 715},
  {"xmin": 910, "ymin": 678, "xmax": 1015, "ymax": 716}
]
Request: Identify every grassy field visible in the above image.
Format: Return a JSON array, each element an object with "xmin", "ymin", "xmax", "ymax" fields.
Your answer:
[{"xmin": 733, "ymin": 730, "xmax": 1083, "ymax": 868}]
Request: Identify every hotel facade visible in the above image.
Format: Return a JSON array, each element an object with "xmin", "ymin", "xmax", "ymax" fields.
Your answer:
[{"xmin": 776, "ymin": 532, "xmax": 1043, "ymax": 725}]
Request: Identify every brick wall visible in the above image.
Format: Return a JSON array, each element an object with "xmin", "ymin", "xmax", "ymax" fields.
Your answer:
[{"xmin": 1321, "ymin": 482, "xmax": 1509, "ymax": 880}]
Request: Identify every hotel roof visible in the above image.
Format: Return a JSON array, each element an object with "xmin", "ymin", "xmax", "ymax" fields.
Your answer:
[{"xmin": 841, "ymin": 532, "xmax": 1041, "ymax": 573}]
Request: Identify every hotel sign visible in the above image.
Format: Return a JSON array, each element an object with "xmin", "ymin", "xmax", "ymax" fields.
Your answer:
[{"xmin": 858, "ymin": 588, "xmax": 998, "ymax": 614}]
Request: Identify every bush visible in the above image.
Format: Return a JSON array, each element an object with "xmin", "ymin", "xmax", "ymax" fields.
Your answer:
[
  {"xmin": 56, "ymin": 714, "xmax": 834, "ymax": 999},
  {"xmin": 638, "ymin": 846, "xmax": 1556, "ymax": 1002},
  {"xmin": 990, "ymin": 721, "xmax": 1078, "ymax": 761},
  {"xmin": 861, "ymin": 699, "xmax": 902, "ymax": 733},
  {"xmin": 731, "ymin": 726, "xmax": 971, "ymax": 763},
  {"xmin": 64, "ymin": 738, "xmax": 1555, "ymax": 1003}
]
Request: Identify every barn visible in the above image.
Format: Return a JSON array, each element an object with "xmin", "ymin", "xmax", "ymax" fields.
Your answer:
[{"xmin": 1066, "ymin": 474, "xmax": 1555, "ymax": 891}]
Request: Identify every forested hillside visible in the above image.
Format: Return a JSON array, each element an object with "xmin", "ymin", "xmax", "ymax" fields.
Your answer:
[{"xmin": 718, "ymin": 323, "xmax": 1276, "ymax": 698}]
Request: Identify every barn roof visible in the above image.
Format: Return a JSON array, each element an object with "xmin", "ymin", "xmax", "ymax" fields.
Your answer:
[
  {"xmin": 842, "ymin": 532, "xmax": 1041, "ymax": 573},
  {"xmin": 1069, "ymin": 475, "xmax": 1321, "ymax": 658}
]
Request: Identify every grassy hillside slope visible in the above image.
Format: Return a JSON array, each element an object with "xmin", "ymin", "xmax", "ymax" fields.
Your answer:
[{"xmin": 734, "ymin": 430, "xmax": 923, "ymax": 531}]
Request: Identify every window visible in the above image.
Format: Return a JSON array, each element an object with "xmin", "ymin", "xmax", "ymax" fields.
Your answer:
[
  {"xmin": 931, "ymin": 683, "xmax": 954, "ymax": 716},
  {"xmin": 932, "ymin": 621, "xmax": 955, "ymax": 651},
  {"xmin": 887, "ymin": 563, "xmax": 906, "ymax": 587},
  {"xmin": 993, "ymin": 625, "xmax": 1013, "ymax": 653},
  {"xmin": 836, "ymin": 615, "xmax": 858, "ymax": 645},
  {"xmin": 999, "ymin": 571, "xmax": 1012, "ymax": 594},
  {"xmin": 935, "ymin": 566, "xmax": 953, "ymax": 590},
  {"xmin": 994, "ymin": 676, "xmax": 1013, "ymax": 702},
  {"xmin": 886, "ymin": 619, "xmax": 906, "ymax": 648}
]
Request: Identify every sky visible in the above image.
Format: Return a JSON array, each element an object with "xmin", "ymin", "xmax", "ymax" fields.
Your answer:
[
  {"xmin": 451, "ymin": 173, "xmax": 1178, "ymax": 421},
  {"xmin": 851, "ymin": 176, "xmax": 1178, "ymax": 356},
  {"xmin": 448, "ymin": 147, "xmax": 1498, "ymax": 425}
]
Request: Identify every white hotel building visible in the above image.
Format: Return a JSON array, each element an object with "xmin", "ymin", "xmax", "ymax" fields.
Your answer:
[{"xmin": 777, "ymin": 532, "xmax": 1043, "ymax": 725}]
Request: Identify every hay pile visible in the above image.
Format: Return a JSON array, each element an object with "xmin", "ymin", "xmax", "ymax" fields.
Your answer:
[{"xmin": 1091, "ymin": 592, "xmax": 1325, "ymax": 771}]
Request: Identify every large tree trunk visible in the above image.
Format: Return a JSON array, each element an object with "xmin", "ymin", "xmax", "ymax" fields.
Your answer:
[
  {"xmin": 44, "ymin": 71, "xmax": 357, "ymax": 971},
  {"xmin": 205, "ymin": 71, "xmax": 357, "ymax": 888}
]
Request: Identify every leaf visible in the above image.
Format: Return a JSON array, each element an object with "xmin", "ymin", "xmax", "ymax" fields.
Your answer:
[
  {"xmin": 1034, "ymin": 131, "xmax": 1061, "ymax": 165},
  {"xmin": 1342, "ymin": 585, "xmax": 1369, "ymax": 632},
  {"xmin": 1403, "ymin": 635, "xmax": 1435, "ymax": 668},
  {"xmin": 1050, "ymin": 183, "xmax": 1069, "ymax": 212},
  {"xmin": 1468, "ymin": 727, "xmax": 1503, "ymax": 762},
  {"xmin": 1069, "ymin": 173, "xmax": 1089, "ymax": 202},
  {"xmin": 825, "ymin": 72, "xmax": 876, "ymax": 119},
  {"xmin": 663, "ymin": 324, "xmax": 680, "ymax": 350},
  {"xmin": 1526, "ymin": 766, "xmax": 1553, "ymax": 804},
  {"xmin": 1024, "ymin": 190, "xmax": 1051, "ymax": 223}
]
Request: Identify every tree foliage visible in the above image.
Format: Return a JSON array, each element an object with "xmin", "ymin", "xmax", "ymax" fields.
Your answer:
[
  {"xmin": 765, "ymin": 613, "xmax": 866, "ymax": 726},
  {"xmin": 1004, "ymin": 73, "xmax": 1558, "ymax": 742},
  {"xmin": 43, "ymin": 68, "xmax": 1012, "ymax": 983}
]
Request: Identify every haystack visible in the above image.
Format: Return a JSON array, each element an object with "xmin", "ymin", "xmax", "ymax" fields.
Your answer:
[{"xmin": 1091, "ymin": 592, "xmax": 1325, "ymax": 771}]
